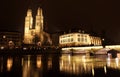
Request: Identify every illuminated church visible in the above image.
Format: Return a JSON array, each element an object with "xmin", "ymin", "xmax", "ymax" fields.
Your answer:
[{"xmin": 23, "ymin": 7, "xmax": 52, "ymax": 45}]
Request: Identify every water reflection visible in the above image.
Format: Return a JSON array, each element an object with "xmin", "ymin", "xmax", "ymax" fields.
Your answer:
[
  {"xmin": 60, "ymin": 55, "xmax": 95, "ymax": 75},
  {"xmin": 22, "ymin": 54, "xmax": 55, "ymax": 77},
  {"xmin": 0, "ymin": 53, "xmax": 120, "ymax": 77},
  {"xmin": 107, "ymin": 57, "xmax": 120, "ymax": 69},
  {"xmin": 7, "ymin": 57, "xmax": 13, "ymax": 71},
  {"xmin": 22, "ymin": 55, "xmax": 42, "ymax": 77},
  {"xmin": 59, "ymin": 54, "xmax": 120, "ymax": 76},
  {"xmin": 0, "ymin": 57, "xmax": 3, "ymax": 72},
  {"xmin": 36, "ymin": 55, "xmax": 42, "ymax": 68}
]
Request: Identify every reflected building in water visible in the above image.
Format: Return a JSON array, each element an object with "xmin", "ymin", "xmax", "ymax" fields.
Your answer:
[
  {"xmin": 22, "ymin": 55, "xmax": 53, "ymax": 77},
  {"xmin": 0, "ymin": 55, "xmax": 120, "ymax": 77},
  {"xmin": 59, "ymin": 54, "xmax": 120, "ymax": 76}
]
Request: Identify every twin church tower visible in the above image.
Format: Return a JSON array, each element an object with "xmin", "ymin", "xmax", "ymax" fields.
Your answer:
[{"xmin": 24, "ymin": 8, "xmax": 45, "ymax": 45}]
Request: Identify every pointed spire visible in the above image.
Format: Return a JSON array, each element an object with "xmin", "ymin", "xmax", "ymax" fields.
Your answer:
[
  {"xmin": 37, "ymin": 7, "xmax": 42, "ymax": 16},
  {"xmin": 27, "ymin": 9, "xmax": 32, "ymax": 16}
]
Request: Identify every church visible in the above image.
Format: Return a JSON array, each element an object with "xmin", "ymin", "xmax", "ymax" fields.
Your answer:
[{"xmin": 23, "ymin": 7, "xmax": 52, "ymax": 46}]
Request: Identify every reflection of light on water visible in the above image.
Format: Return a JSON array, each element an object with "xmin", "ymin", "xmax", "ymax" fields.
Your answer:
[
  {"xmin": 60, "ymin": 55, "xmax": 94, "ymax": 74},
  {"xmin": 73, "ymin": 63, "xmax": 75, "ymax": 73},
  {"xmin": 0, "ymin": 57, "xmax": 3, "ymax": 72},
  {"xmin": 68, "ymin": 55, "xmax": 71, "ymax": 64},
  {"xmin": 104, "ymin": 66, "xmax": 107, "ymax": 74},
  {"xmin": 82, "ymin": 55, "xmax": 86, "ymax": 62},
  {"xmin": 28, "ymin": 56, "xmax": 30, "ymax": 67},
  {"xmin": 48, "ymin": 58, "xmax": 52, "ymax": 69},
  {"xmin": 7, "ymin": 58, "xmax": 13, "ymax": 71},
  {"xmin": 22, "ymin": 58, "xmax": 24, "ymax": 66},
  {"xmin": 60, "ymin": 60, "xmax": 63, "ymax": 71},
  {"xmin": 60, "ymin": 54, "xmax": 120, "ymax": 76},
  {"xmin": 92, "ymin": 65, "xmax": 94, "ymax": 76},
  {"xmin": 36, "ymin": 56, "xmax": 41, "ymax": 68},
  {"xmin": 107, "ymin": 57, "xmax": 111, "ymax": 66},
  {"xmin": 83, "ymin": 61, "xmax": 86, "ymax": 71},
  {"xmin": 115, "ymin": 58, "xmax": 119, "ymax": 67},
  {"xmin": 22, "ymin": 56, "xmax": 31, "ymax": 77},
  {"xmin": 23, "ymin": 55, "xmax": 40, "ymax": 77},
  {"xmin": 106, "ymin": 57, "xmax": 120, "ymax": 69}
]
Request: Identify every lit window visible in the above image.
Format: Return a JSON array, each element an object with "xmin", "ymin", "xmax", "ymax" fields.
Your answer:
[
  {"xmin": 85, "ymin": 38, "xmax": 87, "ymax": 42},
  {"xmin": 71, "ymin": 38, "xmax": 73, "ymax": 42},
  {"xmin": 68, "ymin": 39, "xmax": 70, "ymax": 42},
  {"xmin": 61, "ymin": 40, "xmax": 62, "ymax": 43},
  {"xmin": 78, "ymin": 38, "xmax": 80, "ymax": 41},
  {"xmin": 81, "ymin": 38, "xmax": 84, "ymax": 42},
  {"xmin": 81, "ymin": 34, "xmax": 83, "ymax": 37}
]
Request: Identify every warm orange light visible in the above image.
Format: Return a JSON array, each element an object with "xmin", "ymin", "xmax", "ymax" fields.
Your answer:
[
  {"xmin": 36, "ymin": 56, "xmax": 41, "ymax": 68},
  {"xmin": 7, "ymin": 58, "xmax": 13, "ymax": 71}
]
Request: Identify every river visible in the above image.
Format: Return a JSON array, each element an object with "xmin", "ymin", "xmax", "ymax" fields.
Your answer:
[{"xmin": 0, "ymin": 50, "xmax": 120, "ymax": 77}]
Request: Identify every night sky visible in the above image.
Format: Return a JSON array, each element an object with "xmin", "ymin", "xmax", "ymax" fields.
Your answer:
[{"xmin": 0, "ymin": 0, "xmax": 120, "ymax": 44}]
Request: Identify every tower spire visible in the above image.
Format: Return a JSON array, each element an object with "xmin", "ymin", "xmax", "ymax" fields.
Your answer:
[
  {"xmin": 37, "ymin": 7, "xmax": 43, "ymax": 16},
  {"xmin": 27, "ymin": 9, "xmax": 32, "ymax": 16}
]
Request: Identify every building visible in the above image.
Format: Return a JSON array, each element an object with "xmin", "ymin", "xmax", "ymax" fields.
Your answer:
[
  {"xmin": 59, "ymin": 32, "xmax": 102, "ymax": 47},
  {"xmin": 0, "ymin": 31, "xmax": 22, "ymax": 48},
  {"xmin": 51, "ymin": 32, "xmax": 62, "ymax": 46},
  {"xmin": 24, "ymin": 7, "xmax": 52, "ymax": 45}
]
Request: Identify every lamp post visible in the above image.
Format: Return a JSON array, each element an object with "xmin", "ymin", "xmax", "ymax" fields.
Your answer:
[
  {"xmin": 102, "ymin": 38, "xmax": 105, "ymax": 48},
  {"xmin": 3, "ymin": 35, "xmax": 6, "ymax": 47}
]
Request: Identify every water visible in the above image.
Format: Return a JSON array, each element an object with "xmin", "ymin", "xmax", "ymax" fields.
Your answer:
[{"xmin": 0, "ymin": 51, "xmax": 120, "ymax": 77}]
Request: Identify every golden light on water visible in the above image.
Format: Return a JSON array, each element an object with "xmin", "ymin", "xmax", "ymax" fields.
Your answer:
[
  {"xmin": 36, "ymin": 56, "xmax": 42, "ymax": 68},
  {"xmin": 92, "ymin": 65, "xmax": 94, "ymax": 76},
  {"xmin": 7, "ymin": 58, "xmax": 13, "ymax": 71},
  {"xmin": 104, "ymin": 66, "xmax": 107, "ymax": 74},
  {"xmin": 48, "ymin": 58, "xmax": 52, "ymax": 69},
  {"xmin": 59, "ymin": 54, "xmax": 120, "ymax": 75}
]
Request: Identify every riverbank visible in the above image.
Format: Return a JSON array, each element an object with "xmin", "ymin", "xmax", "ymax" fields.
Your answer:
[{"xmin": 0, "ymin": 48, "xmax": 61, "ymax": 55}]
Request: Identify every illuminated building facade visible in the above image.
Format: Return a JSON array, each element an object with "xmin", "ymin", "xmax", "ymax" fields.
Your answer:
[
  {"xmin": 59, "ymin": 32, "xmax": 102, "ymax": 47},
  {"xmin": 24, "ymin": 7, "xmax": 52, "ymax": 45},
  {"xmin": 24, "ymin": 7, "xmax": 43, "ymax": 44},
  {"xmin": 0, "ymin": 31, "xmax": 22, "ymax": 47}
]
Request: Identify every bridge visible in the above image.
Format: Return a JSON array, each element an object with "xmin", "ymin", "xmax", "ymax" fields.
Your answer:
[{"xmin": 61, "ymin": 45, "xmax": 120, "ymax": 57}]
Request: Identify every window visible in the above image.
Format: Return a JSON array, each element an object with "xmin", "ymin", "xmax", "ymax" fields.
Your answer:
[
  {"xmin": 85, "ymin": 38, "xmax": 87, "ymax": 42},
  {"xmin": 85, "ymin": 36, "xmax": 87, "ymax": 42},
  {"xmin": 81, "ymin": 38, "xmax": 84, "ymax": 42},
  {"xmin": 71, "ymin": 38, "xmax": 73, "ymax": 42},
  {"xmin": 68, "ymin": 38, "xmax": 70, "ymax": 42},
  {"xmin": 78, "ymin": 35, "xmax": 80, "ymax": 37},
  {"xmin": 78, "ymin": 38, "xmax": 80, "ymax": 42},
  {"xmin": 81, "ymin": 34, "xmax": 83, "ymax": 37},
  {"xmin": 61, "ymin": 40, "xmax": 62, "ymax": 43}
]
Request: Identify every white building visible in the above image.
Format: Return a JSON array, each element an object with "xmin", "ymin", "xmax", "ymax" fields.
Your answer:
[{"xmin": 59, "ymin": 32, "xmax": 102, "ymax": 47}]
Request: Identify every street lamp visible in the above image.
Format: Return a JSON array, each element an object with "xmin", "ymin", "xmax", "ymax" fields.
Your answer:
[
  {"xmin": 2, "ymin": 35, "xmax": 6, "ymax": 47},
  {"xmin": 3, "ymin": 35, "xmax": 6, "ymax": 39}
]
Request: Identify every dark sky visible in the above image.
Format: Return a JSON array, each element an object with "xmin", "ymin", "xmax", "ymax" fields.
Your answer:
[{"xmin": 0, "ymin": 0, "xmax": 120, "ymax": 44}]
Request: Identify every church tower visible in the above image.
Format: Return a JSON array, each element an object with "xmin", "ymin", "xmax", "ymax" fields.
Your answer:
[
  {"xmin": 23, "ymin": 7, "xmax": 52, "ymax": 45},
  {"xmin": 24, "ymin": 9, "xmax": 34, "ymax": 44},
  {"xmin": 35, "ymin": 7, "xmax": 44, "ymax": 35}
]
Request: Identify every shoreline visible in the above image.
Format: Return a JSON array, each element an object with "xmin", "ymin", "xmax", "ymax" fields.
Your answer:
[{"xmin": 0, "ymin": 48, "xmax": 61, "ymax": 55}]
